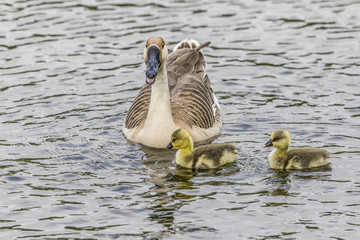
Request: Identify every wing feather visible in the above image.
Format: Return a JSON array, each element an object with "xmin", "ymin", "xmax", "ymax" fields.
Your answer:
[
  {"xmin": 124, "ymin": 85, "xmax": 151, "ymax": 129},
  {"xmin": 166, "ymin": 45, "xmax": 219, "ymax": 129}
]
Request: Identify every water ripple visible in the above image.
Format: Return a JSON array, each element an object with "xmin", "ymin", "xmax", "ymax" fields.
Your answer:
[{"xmin": 0, "ymin": 0, "xmax": 360, "ymax": 239}]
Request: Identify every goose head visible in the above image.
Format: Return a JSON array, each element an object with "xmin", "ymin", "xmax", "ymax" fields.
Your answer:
[
  {"xmin": 166, "ymin": 128, "xmax": 193, "ymax": 150},
  {"xmin": 143, "ymin": 37, "xmax": 168, "ymax": 85},
  {"xmin": 265, "ymin": 129, "xmax": 291, "ymax": 151}
]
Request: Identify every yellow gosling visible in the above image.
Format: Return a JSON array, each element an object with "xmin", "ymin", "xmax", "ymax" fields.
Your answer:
[
  {"xmin": 166, "ymin": 129, "xmax": 237, "ymax": 169},
  {"xmin": 265, "ymin": 129, "xmax": 331, "ymax": 170}
]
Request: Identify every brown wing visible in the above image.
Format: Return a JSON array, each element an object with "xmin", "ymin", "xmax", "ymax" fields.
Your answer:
[
  {"xmin": 170, "ymin": 78, "xmax": 217, "ymax": 128},
  {"xmin": 124, "ymin": 85, "xmax": 151, "ymax": 129},
  {"xmin": 166, "ymin": 44, "xmax": 209, "ymax": 87},
  {"xmin": 166, "ymin": 45, "xmax": 218, "ymax": 129}
]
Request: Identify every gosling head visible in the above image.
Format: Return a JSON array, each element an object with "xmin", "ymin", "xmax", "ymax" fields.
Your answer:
[
  {"xmin": 265, "ymin": 129, "xmax": 291, "ymax": 151},
  {"xmin": 166, "ymin": 129, "xmax": 192, "ymax": 150},
  {"xmin": 143, "ymin": 37, "xmax": 168, "ymax": 85}
]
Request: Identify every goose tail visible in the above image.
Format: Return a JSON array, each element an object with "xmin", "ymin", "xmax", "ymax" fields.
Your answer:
[{"xmin": 173, "ymin": 39, "xmax": 210, "ymax": 52}]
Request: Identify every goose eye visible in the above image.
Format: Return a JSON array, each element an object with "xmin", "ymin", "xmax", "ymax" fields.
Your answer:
[
  {"xmin": 273, "ymin": 137, "xmax": 281, "ymax": 142},
  {"xmin": 172, "ymin": 138, "xmax": 176, "ymax": 143}
]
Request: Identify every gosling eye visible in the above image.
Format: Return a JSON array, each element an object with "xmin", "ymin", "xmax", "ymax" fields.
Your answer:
[
  {"xmin": 273, "ymin": 137, "xmax": 281, "ymax": 142},
  {"xmin": 172, "ymin": 138, "xmax": 176, "ymax": 143}
]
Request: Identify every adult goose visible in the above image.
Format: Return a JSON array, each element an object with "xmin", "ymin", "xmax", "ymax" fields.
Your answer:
[{"xmin": 123, "ymin": 37, "xmax": 222, "ymax": 148}]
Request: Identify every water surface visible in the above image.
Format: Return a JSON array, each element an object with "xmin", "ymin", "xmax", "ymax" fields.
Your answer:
[{"xmin": 1, "ymin": 0, "xmax": 360, "ymax": 239}]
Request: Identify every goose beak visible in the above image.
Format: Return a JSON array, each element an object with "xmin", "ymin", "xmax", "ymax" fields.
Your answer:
[
  {"xmin": 166, "ymin": 142, "xmax": 173, "ymax": 149},
  {"xmin": 265, "ymin": 139, "xmax": 273, "ymax": 147},
  {"xmin": 146, "ymin": 45, "xmax": 161, "ymax": 85}
]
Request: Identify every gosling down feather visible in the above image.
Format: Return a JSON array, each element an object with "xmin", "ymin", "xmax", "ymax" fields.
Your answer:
[
  {"xmin": 123, "ymin": 37, "xmax": 222, "ymax": 148},
  {"xmin": 166, "ymin": 129, "xmax": 237, "ymax": 169},
  {"xmin": 265, "ymin": 129, "xmax": 331, "ymax": 170}
]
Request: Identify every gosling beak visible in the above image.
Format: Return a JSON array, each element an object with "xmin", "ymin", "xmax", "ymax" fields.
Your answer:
[
  {"xmin": 146, "ymin": 45, "xmax": 161, "ymax": 85},
  {"xmin": 265, "ymin": 139, "xmax": 273, "ymax": 147},
  {"xmin": 166, "ymin": 142, "xmax": 173, "ymax": 149}
]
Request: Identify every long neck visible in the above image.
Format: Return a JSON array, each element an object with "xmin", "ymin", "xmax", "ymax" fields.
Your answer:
[
  {"xmin": 141, "ymin": 62, "xmax": 177, "ymax": 146},
  {"xmin": 147, "ymin": 63, "xmax": 171, "ymax": 116}
]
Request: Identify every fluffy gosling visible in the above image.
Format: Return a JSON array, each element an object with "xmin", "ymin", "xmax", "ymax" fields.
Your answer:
[
  {"xmin": 265, "ymin": 129, "xmax": 331, "ymax": 170},
  {"xmin": 166, "ymin": 129, "xmax": 237, "ymax": 169}
]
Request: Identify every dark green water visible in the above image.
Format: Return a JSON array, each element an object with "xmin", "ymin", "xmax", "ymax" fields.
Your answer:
[{"xmin": 1, "ymin": 0, "xmax": 359, "ymax": 239}]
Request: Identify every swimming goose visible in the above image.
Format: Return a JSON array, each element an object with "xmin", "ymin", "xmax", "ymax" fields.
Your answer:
[
  {"xmin": 123, "ymin": 37, "xmax": 222, "ymax": 148},
  {"xmin": 166, "ymin": 128, "xmax": 237, "ymax": 169},
  {"xmin": 265, "ymin": 129, "xmax": 331, "ymax": 170}
]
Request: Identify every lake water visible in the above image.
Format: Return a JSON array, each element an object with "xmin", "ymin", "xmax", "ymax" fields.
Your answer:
[{"xmin": 1, "ymin": 0, "xmax": 359, "ymax": 239}]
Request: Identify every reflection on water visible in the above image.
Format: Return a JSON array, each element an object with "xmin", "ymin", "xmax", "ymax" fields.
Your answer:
[{"xmin": 1, "ymin": 0, "xmax": 360, "ymax": 239}]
